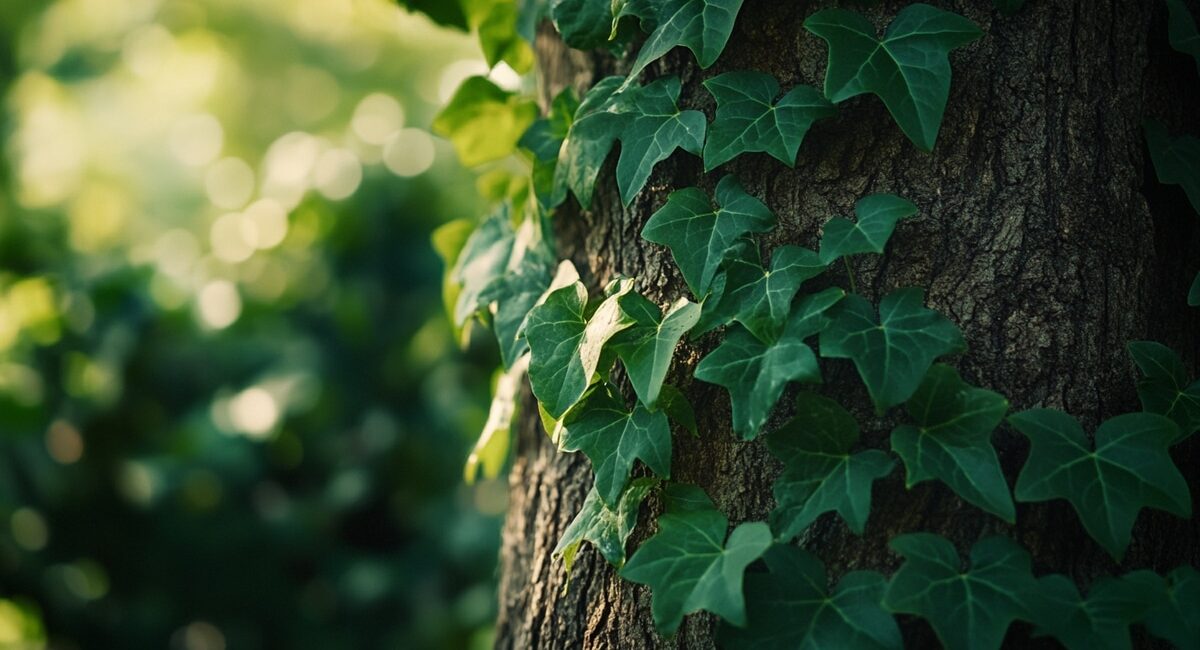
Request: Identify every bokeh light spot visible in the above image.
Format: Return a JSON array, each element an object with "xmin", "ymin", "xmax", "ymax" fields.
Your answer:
[
  {"xmin": 351, "ymin": 92, "xmax": 404, "ymax": 145},
  {"xmin": 313, "ymin": 149, "xmax": 361, "ymax": 200},
  {"xmin": 170, "ymin": 114, "xmax": 224, "ymax": 167},
  {"xmin": 205, "ymin": 157, "xmax": 254, "ymax": 209},
  {"xmin": 196, "ymin": 280, "xmax": 241, "ymax": 329},
  {"xmin": 10, "ymin": 508, "xmax": 49, "ymax": 552},
  {"xmin": 383, "ymin": 128, "xmax": 436, "ymax": 177}
]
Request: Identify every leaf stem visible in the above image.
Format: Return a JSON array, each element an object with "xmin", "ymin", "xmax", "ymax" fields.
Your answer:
[{"xmin": 844, "ymin": 257, "xmax": 858, "ymax": 294}]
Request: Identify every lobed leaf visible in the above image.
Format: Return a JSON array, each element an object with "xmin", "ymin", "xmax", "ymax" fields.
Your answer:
[
  {"xmin": 1029, "ymin": 572, "xmax": 1164, "ymax": 650},
  {"xmin": 553, "ymin": 477, "xmax": 658, "ymax": 576},
  {"xmin": 1144, "ymin": 119, "xmax": 1200, "ymax": 215},
  {"xmin": 1167, "ymin": 0, "xmax": 1200, "ymax": 75},
  {"xmin": 612, "ymin": 293, "xmax": 702, "ymax": 407},
  {"xmin": 1127, "ymin": 341, "xmax": 1200, "ymax": 442},
  {"xmin": 701, "ymin": 241, "xmax": 827, "ymax": 343},
  {"xmin": 702, "ymin": 71, "xmax": 835, "ymax": 170},
  {"xmin": 433, "ymin": 76, "xmax": 539, "ymax": 167},
  {"xmin": 818, "ymin": 194, "xmax": 918, "ymax": 265},
  {"xmin": 626, "ymin": 0, "xmax": 745, "ymax": 80}
]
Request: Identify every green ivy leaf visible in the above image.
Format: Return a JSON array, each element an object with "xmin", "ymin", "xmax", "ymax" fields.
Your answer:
[
  {"xmin": 612, "ymin": 293, "xmax": 701, "ymax": 407},
  {"xmin": 613, "ymin": 76, "xmax": 706, "ymax": 204},
  {"xmin": 450, "ymin": 204, "xmax": 516, "ymax": 326},
  {"xmin": 720, "ymin": 544, "xmax": 902, "ymax": 650},
  {"xmin": 556, "ymin": 76, "xmax": 628, "ymax": 208},
  {"xmin": 550, "ymin": 0, "xmax": 614, "ymax": 49},
  {"xmin": 804, "ymin": 4, "xmax": 981, "ymax": 151},
  {"xmin": 891, "ymin": 364, "xmax": 1014, "ymax": 522},
  {"xmin": 1010, "ymin": 409, "xmax": 1191, "ymax": 561},
  {"xmin": 560, "ymin": 385, "xmax": 672, "ymax": 507},
  {"xmin": 703, "ymin": 241, "xmax": 827, "ymax": 343},
  {"xmin": 883, "ymin": 534, "xmax": 1037, "ymax": 650},
  {"xmin": 626, "ymin": 0, "xmax": 745, "ymax": 81},
  {"xmin": 1028, "ymin": 572, "xmax": 1163, "ymax": 650},
  {"xmin": 768, "ymin": 392, "xmax": 895, "ymax": 539},
  {"xmin": 818, "ymin": 194, "xmax": 918, "ymax": 265},
  {"xmin": 396, "ymin": 0, "xmax": 469, "ymax": 30},
  {"xmin": 519, "ymin": 88, "xmax": 579, "ymax": 209},
  {"xmin": 1144, "ymin": 119, "xmax": 1200, "ymax": 215},
  {"xmin": 642, "ymin": 175, "xmax": 776, "ymax": 299},
  {"xmin": 1167, "ymin": 0, "xmax": 1200, "ymax": 75},
  {"xmin": 1144, "ymin": 566, "xmax": 1200, "ymax": 649},
  {"xmin": 993, "ymin": 0, "xmax": 1026, "ymax": 15},
  {"xmin": 820, "ymin": 288, "xmax": 965, "ymax": 413},
  {"xmin": 464, "ymin": 0, "xmax": 536, "ymax": 73},
  {"xmin": 525, "ymin": 279, "xmax": 634, "ymax": 418},
  {"xmin": 433, "ymin": 76, "xmax": 539, "ymax": 167},
  {"xmin": 657, "ymin": 385, "xmax": 699, "ymax": 436},
  {"xmin": 431, "ymin": 217, "xmax": 477, "ymax": 339},
  {"xmin": 553, "ymin": 477, "xmax": 658, "ymax": 576},
  {"xmin": 695, "ymin": 288, "xmax": 844, "ymax": 439},
  {"xmin": 611, "ymin": 0, "xmax": 658, "ymax": 39},
  {"xmin": 1127, "ymin": 341, "xmax": 1200, "ymax": 442},
  {"xmin": 702, "ymin": 71, "xmax": 836, "ymax": 170},
  {"xmin": 478, "ymin": 221, "xmax": 556, "ymax": 368},
  {"xmin": 1190, "ymin": 271, "xmax": 1200, "ymax": 307},
  {"xmin": 465, "ymin": 355, "xmax": 529, "ymax": 483},
  {"xmin": 620, "ymin": 483, "xmax": 772, "ymax": 635}
]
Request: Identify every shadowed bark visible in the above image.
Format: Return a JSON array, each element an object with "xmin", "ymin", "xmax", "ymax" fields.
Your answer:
[{"xmin": 496, "ymin": 0, "xmax": 1200, "ymax": 647}]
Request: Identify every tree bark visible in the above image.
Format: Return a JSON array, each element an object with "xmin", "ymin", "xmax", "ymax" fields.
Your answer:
[{"xmin": 496, "ymin": 0, "xmax": 1200, "ymax": 647}]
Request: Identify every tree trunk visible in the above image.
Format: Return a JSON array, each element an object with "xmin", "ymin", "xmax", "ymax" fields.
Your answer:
[{"xmin": 496, "ymin": 0, "xmax": 1200, "ymax": 647}]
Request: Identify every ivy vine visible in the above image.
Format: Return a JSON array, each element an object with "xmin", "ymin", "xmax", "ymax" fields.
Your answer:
[{"xmin": 422, "ymin": 0, "xmax": 1200, "ymax": 647}]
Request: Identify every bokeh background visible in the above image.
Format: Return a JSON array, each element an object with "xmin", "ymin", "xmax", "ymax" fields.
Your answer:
[{"xmin": 0, "ymin": 0, "xmax": 519, "ymax": 647}]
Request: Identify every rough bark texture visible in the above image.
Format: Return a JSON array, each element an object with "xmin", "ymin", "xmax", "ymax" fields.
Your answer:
[{"xmin": 496, "ymin": 0, "xmax": 1200, "ymax": 647}]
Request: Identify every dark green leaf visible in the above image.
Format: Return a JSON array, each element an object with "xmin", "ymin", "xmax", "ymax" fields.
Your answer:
[
  {"xmin": 525, "ymin": 279, "xmax": 634, "ymax": 418},
  {"xmin": 1010, "ymin": 409, "xmax": 1191, "ymax": 561},
  {"xmin": 695, "ymin": 288, "xmax": 843, "ymax": 439},
  {"xmin": 768, "ymin": 393, "xmax": 895, "ymax": 539},
  {"xmin": 1127, "ymin": 341, "xmax": 1200, "ymax": 442},
  {"xmin": 891, "ymin": 364, "xmax": 1014, "ymax": 522},
  {"xmin": 642, "ymin": 175, "xmax": 775, "ymax": 298},
  {"xmin": 720, "ymin": 545, "xmax": 902, "ymax": 650},
  {"xmin": 883, "ymin": 534, "xmax": 1037, "ymax": 650},
  {"xmin": 702, "ymin": 241, "xmax": 827, "ymax": 343},
  {"xmin": 550, "ymin": 0, "xmax": 614, "ymax": 49},
  {"xmin": 478, "ymin": 227, "xmax": 556, "ymax": 368},
  {"xmin": 702, "ymin": 71, "xmax": 835, "ymax": 170},
  {"xmin": 553, "ymin": 477, "xmax": 658, "ymax": 575},
  {"xmin": 519, "ymin": 88, "xmax": 579, "ymax": 209},
  {"xmin": 561, "ymin": 385, "xmax": 672, "ymax": 506},
  {"xmin": 620, "ymin": 483, "xmax": 772, "ymax": 635},
  {"xmin": 805, "ymin": 4, "xmax": 981, "ymax": 151},
  {"xmin": 396, "ymin": 0, "xmax": 469, "ymax": 30},
  {"xmin": 657, "ymin": 385, "xmax": 698, "ymax": 436},
  {"xmin": 556, "ymin": 76, "xmax": 629, "ymax": 208},
  {"xmin": 1029, "ymin": 572, "xmax": 1163, "ymax": 650},
  {"xmin": 820, "ymin": 288, "xmax": 965, "ymax": 413},
  {"xmin": 1167, "ymin": 0, "xmax": 1200, "ymax": 75},
  {"xmin": 613, "ymin": 293, "xmax": 701, "ymax": 407},
  {"xmin": 818, "ymin": 194, "xmax": 918, "ymax": 265},
  {"xmin": 613, "ymin": 76, "xmax": 706, "ymax": 204},
  {"xmin": 627, "ymin": 0, "xmax": 745, "ymax": 80},
  {"xmin": 1144, "ymin": 119, "xmax": 1200, "ymax": 215},
  {"xmin": 450, "ymin": 205, "xmax": 516, "ymax": 326},
  {"xmin": 433, "ymin": 76, "xmax": 539, "ymax": 167},
  {"xmin": 1143, "ymin": 566, "xmax": 1200, "ymax": 649},
  {"xmin": 1190, "ymin": 271, "xmax": 1200, "ymax": 307}
]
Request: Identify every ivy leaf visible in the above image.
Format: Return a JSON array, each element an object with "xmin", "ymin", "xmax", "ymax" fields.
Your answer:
[
  {"xmin": 450, "ymin": 205, "xmax": 516, "ymax": 326},
  {"xmin": 519, "ymin": 88, "xmax": 579, "ymax": 209},
  {"xmin": 1010, "ymin": 409, "xmax": 1191, "ymax": 561},
  {"xmin": 657, "ymin": 385, "xmax": 698, "ymax": 436},
  {"xmin": 550, "ymin": 0, "xmax": 614, "ymax": 49},
  {"xmin": 614, "ymin": 76, "xmax": 707, "ymax": 204},
  {"xmin": 642, "ymin": 175, "xmax": 776, "ymax": 299},
  {"xmin": 704, "ymin": 241, "xmax": 828, "ymax": 343},
  {"xmin": 433, "ymin": 76, "xmax": 539, "ymax": 167},
  {"xmin": 620, "ymin": 483, "xmax": 773, "ymax": 635},
  {"xmin": 465, "ymin": 355, "xmax": 529, "ymax": 483},
  {"xmin": 695, "ymin": 288, "xmax": 844, "ymax": 439},
  {"xmin": 626, "ymin": 0, "xmax": 746, "ymax": 81},
  {"xmin": 612, "ymin": 293, "xmax": 702, "ymax": 408},
  {"xmin": 1127, "ymin": 341, "xmax": 1200, "ymax": 442},
  {"xmin": 883, "ymin": 534, "xmax": 1037, "ymax": 650},
  {"xmin": 478, "ymin": 222, "xmax": 556, "ymax": 369},
  {"xmin": 702, "ymin": 71, "xmax": 836, "ymax": 170},
  {"xmin": 1144, "ymin": 566, "xmax": 1200, "ymax": 649},
  {"xmin": 720, "ymin": 545, "xmax": 902, "ymax": 650},
  {"xmin": 396, "ymin": 0, "xmax": 469, "ymax": 30},
  {"xmin": 1144, "ymin": 119, "xmax": 1200, "ymax": 215},
  {"xmin": 1166, "ymin": 0, "xmax": 1200, "ymax": 75},
  {"xmin": 818, "ymin": 194, "xmax": 918, "ymax": 265},
  {"xmin": 1028, "ymin": 573, "xmax": 1163, "ymax": 650},
  {"xmin": 432, "ymin": 217, "xmax": 477, "ymax": 341},
  {"xmin": 463, "ymin": 0, "xmax": 535, "ymax": 73},
  {"xmin": 768, "ymin": 392, "xmax": 895, "ymax": 539},
  {"xmin": 553, "ymin": 477, "xmax": 658, "ymax": 576},
  {"xmin": 891, "ymin": 364, "xmax": 1014, "ymax": 522},
  {"xmin": 556, "ymin": 76, "xmax": 629, "ymax": 208},
  {"xmin": 820, "ymin": 288, "xmax": 965, "ymax": 413},
  {"xmin": 525, "ymin": 279, "xmax": 635, "ymax": 418},
  {"xmin": 560, "ymin": 385, "xmax": 672, "ymax": 507},
  {"xmin": 804, "ymin": 4, "xmax": 981, "ymax": 151},
  {"xmin": 1190, "ymin": 271, "xmax": 1200, "ymax": 307},
  {"xmin": 611, "ymin": 0, "xmax": 658, "ymax": 39}
]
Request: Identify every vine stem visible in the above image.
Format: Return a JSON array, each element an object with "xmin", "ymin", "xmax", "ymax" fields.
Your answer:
[{"xmin": 844, "ymin": 257, "xmax": 858, "ymax": 294}]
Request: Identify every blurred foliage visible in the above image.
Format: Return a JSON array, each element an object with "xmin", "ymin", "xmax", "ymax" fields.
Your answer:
[{"xmin": 0, "ymin": 0, "xmax": 525, "ymax": 647}]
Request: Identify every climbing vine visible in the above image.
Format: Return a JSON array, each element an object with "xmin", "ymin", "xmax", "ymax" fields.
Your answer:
[{"xmin": 416, "ymin": 0, "xmax": 1200, "ymax": 647}]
